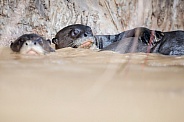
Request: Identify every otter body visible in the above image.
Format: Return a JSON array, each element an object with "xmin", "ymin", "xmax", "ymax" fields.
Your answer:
[{"xmin": 52, "ymin": 24, "xmax": 184, "ymax": 56}]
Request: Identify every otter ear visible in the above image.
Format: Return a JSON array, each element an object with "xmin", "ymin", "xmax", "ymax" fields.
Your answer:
[
  {"xmin": 52, "ymin": 38, "xmax": 59, "ymax": 45},
  {"xmin": 10, "ymin": 41, "xmax": 14, "ymax": 48}
]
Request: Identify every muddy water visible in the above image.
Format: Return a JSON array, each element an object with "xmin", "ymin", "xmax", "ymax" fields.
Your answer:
[{"xmin": 0, "ymin": 47, "xmax": 184, "ymax": 122}]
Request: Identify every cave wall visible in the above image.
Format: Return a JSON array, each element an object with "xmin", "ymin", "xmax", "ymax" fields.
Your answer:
[{"xmin": 0, "ymin": 0, "xmax": 184, "ymax": 46}]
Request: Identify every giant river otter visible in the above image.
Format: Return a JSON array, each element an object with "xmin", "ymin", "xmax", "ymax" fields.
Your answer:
[{"xmin": 50, "ymin": 24, "xmax": 184, "ymax": 56}]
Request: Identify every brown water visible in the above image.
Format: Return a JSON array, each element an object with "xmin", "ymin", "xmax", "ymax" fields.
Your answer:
[{"xmin": 0, "ymin": 47, "xmax": 184, "ymax": 122}]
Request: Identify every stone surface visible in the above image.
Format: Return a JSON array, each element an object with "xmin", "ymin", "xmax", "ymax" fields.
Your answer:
[{"xmin": 0, "ymin": 0, "xmax": 184, "ymax": 46}]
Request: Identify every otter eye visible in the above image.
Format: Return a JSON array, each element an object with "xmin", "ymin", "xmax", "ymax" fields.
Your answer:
[
  {"xmin": 34, "ymin": 42, "xmax": 37, "ymax": 45},
  {"xmin": 71, "ymin": 29, "xmax": 81, "ymax": 37}
]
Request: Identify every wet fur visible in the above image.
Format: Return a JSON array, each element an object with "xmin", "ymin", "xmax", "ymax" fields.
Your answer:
[
  {"xmin": 52, "ymin": 24, "xmax": 184, "ymax": 56},
  {"xmin": 52, "ymin": 24, "xmax": 93, "ymax": 49},
  {"xmin": 10, "ymin": 34, "xmax": 54, "ymax": 54}
]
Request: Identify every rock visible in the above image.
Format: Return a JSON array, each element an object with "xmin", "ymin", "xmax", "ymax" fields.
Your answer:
[{"xmin": 0, "ymin": 0, "xmax": 183, "ymax": 46}]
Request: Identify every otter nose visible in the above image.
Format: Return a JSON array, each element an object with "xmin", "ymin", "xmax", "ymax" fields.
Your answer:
[{"xmin": 84, "ymin": 32, "xmax": 93, "ymax": 37}]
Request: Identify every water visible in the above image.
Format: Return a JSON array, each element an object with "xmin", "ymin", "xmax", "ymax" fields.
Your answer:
[{"xmin": 0, "ymin": 47, "xmax": 184, "ymax": 122}]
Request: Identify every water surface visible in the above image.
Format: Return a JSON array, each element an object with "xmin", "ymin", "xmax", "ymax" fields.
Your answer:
[{"xmin": 0, "ymin": 47, "xmax": 184, "ymax": 122}]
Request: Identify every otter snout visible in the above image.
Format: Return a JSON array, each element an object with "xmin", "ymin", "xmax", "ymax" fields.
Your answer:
[{"xmin": 20, "ymin": 40, "xmax": 46, "ymax": 55}]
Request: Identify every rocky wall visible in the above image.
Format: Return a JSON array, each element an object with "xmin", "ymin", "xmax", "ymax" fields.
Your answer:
[{"xmin": 0, "ymin": 0, "xmax": 183, "ymax": 46}]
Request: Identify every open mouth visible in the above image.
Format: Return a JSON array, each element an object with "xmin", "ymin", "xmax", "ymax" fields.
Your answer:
[
  {"xmin": 79, "ymin": 40, "xmax": 94, "ymax": 49},
  {"xmin": 74, "ymin": 37, "xmax": 98, "ymax": 50},
  {"xmin": 74, "ymin": 37, "xmax": 99, "ymax": 50}
]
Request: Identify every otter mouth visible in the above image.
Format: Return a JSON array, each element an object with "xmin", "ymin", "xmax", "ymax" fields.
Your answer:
[
  {"xmin": 79, "ymin": 40, "xmax": 94, "ymax": 49},
  {"xmin": 74, "ymin": 37, "xmax": 99, "ymax": 50},
  {"xmin": 20, "ymin": 41, "xmax": 46, "ymax": 55},
  {"xmin": 26, "ymin": 49, "xmax": 40, "ymax": 55}
]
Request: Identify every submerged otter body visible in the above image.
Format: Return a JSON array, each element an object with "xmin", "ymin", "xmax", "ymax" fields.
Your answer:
[
  {"xmin": 52, "ymin": 24, "xmax": 184, "ymax": 56},
  {"xmin": 151, "ymin": 31, "xmax": 184, "ymax": 55},
  {"xmin": 10, "ymin": 34, "xmax": 55, "ymax": 55},
  {"xmin": 97, "ymin": 30, "xmax": 184, "ymax": 55}
]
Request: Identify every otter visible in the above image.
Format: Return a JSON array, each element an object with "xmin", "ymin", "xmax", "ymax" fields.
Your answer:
[
  {"xmin": 10, "ymin": 34, "xmax": 55, "ymax": 55},
  {"xmin": 52, "ymin": 24, "xmax": 94, "ymax": 49},
  {"xmin": 52, "ymin": 24, "xmax": 184, "ymax": 56}
]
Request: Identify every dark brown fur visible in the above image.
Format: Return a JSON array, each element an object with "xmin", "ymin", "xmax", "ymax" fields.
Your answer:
[
  {"xmin": 52, "ymin": 24, "xmax": 184, "ymax": 56},
  {"xmin": 10, "ymin": 34, "xmax": 54, "ymax": 54}
]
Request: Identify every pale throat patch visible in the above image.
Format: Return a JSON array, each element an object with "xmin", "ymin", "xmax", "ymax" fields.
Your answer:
[{"xmin": 20, "ymin": 40, "xmax": 46, "ymax": 55}]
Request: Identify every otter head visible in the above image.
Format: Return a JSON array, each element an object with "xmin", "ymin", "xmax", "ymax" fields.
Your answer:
[
  {"xmin": 10, "ymin": 34, "xmax": 55, "ymax": 55},
  {"xmin": 52, "ymin": 24, "xmax": 97, "ymax": 49}
]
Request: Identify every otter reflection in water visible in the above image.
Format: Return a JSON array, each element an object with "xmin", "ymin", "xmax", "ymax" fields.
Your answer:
[
  {"xmin": 10, "ymin": 34, "xmax": 55, "ymax": 55},
  {"xmin": 52, "ymin": 24, "xmax": 184, "ymax": 56}
]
